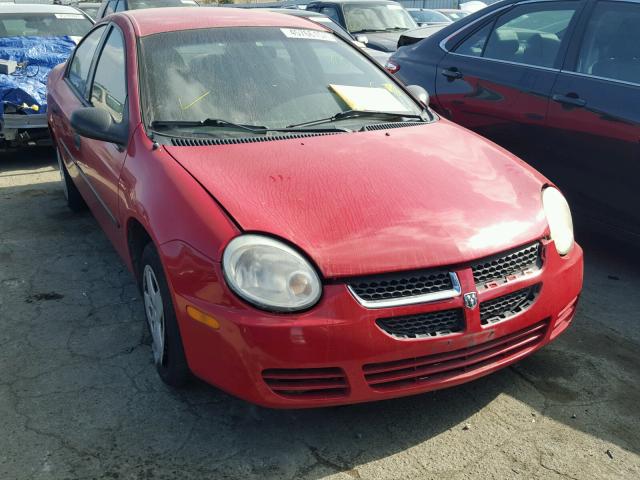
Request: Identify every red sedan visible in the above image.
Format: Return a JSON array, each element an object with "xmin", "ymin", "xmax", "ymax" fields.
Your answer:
[{"xmin": 47, "ymin": 7, "xmax": 583, "ymax": 408}]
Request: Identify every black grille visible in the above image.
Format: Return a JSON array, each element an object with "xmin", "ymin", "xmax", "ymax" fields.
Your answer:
[
  {"xmin": 472, "ymin": 243, "xmax": 542, "ymax": 287},
  {"xmin": 480, "ymin": 285, "xmax": 541, "ymax": 325},
  {"xmin": 377, "ymin": 309, "xmax": 464, "ymax": 339},
  {"xmin": 348, "ymin": 270, "xmax": 453, "ymax": 303},
  {"xmin": 170, "ymin": 131, "xmax": 338, "ymax": 146},
  {"xmin": 363, "ymin": 122, "xmax": 425, "ymax": 131}
]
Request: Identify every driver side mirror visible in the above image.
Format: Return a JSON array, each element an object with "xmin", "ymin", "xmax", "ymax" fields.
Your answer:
[
  {"xmin": 70, "ymin": 107, "xmax": 128, "ymax": 146},
  {"xmin": 406, "ymin": 85, "xmax": 430, "ymax": 107}
]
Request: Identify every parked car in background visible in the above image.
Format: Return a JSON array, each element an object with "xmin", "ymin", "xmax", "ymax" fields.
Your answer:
[
  {"xmin": 48, "ymin": 7, "xmax": 582, "ymax": 408},
  {"xmin": 0, "ymin": 3, "xmax": 93, "ymax": 147},
  {"xmin": 388, "ymin": 0, "xmax": 640, "ymax": 241},
  {"xmin": 407, "ymin": 8, "xmax": 451, "ymax": 26},
  {"xmin": 73, "ymin": 2, "xmax": 101, "ymax": 20},
  {"xmin": 436, "ymin": 8, "xmax": 469, "ymax": 21},
  {"xmin": 306, "ymin": 0, "xmax": 416, "ymax": 52},
  {"xmin": 460, "ymin": 1, "xmax": 487, "ymax": 13},
  {"xmin": 96, "ymin": 0, "xmax": 197, "ymax": 20},
  {"xmin": 396, "ymin": 23, "xmax": 446, "ymax": 48},
  {"xmin": 273, "ymin": 7, "xmax": 392, "ymax": 64}
]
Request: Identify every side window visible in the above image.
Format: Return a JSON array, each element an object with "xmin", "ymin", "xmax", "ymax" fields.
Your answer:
[
  {"xmin": 576, "ymin": 1, "xmax": 640, "ymax": 85},
  {"xmin": 480, "ymin": 2, "xmax": 577, "ymax": 68},
  {"xmin": 320, "ymin": 7, "xmax": 341, "ymax": 24},
  {"xmin": 90, "ymin": 28, "xmax": 127, "ymax": 123},
  {"xmin": 67, "ymin": 26, "xmax": 106, "ymax": 97},
  {"xmin": 115, "ymin": 0, "xmax": 127, "ymax": 13},
  {"xmin": 454, "ymin": 22, "xmax": 493, "ymax": 57}
]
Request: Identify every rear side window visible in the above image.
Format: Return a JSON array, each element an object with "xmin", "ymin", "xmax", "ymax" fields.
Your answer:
[
  {"xmin": 67, "ymin": 26, "xmax": 106, "ymax": 97},
  {"xmin": 454, "ymin": 2, "xmax": 578, "ymax": 68},
  {"xmin": 575, "ymin": 1, "xmax": 640, "ymax": 85},
  {"xmin": 90, "ymin": 28, "xmax": 127, "ymax": 123}
]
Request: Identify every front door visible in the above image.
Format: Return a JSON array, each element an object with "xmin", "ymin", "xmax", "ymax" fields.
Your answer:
[{"xmin": 79, "ymin": 25, "xmax": 129, "ymax": 244}]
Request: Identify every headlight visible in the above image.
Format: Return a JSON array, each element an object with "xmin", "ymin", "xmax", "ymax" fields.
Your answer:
[
  {"xmin": 222, "ymin": 234, "xmax": 322, "ymax": 312},
  {"xmin": 542, "ymin": 187, "xmax": 574, "ymax": 256}
]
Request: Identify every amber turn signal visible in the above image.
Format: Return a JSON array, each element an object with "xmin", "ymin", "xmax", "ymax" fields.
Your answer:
[{"xmin": 186, "ymin": 305, "xmax": 220, "ymax": 330}]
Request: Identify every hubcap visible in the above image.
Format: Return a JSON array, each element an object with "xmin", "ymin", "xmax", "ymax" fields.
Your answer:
[
  {"xmin": 56, "ymin": 148, "xmax": 68, "ymax": 200},
  {"xmin": 143, "ymin": 265, "xmax": 165, "ymax": 365}
]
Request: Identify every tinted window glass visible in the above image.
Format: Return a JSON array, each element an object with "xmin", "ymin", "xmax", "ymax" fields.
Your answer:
[
  {"xmin": 454, "ymin": 22, "xmax": 492, "ymax": 57},
  {"xmin": 115, "ymin": 0, "xmax": 127, "ymax": 12},
  {"xmin": 483, "ymin": 2, "xmax": 577, "ymax": 67},
  {"xmin": 0, "ymin": 12, "xmax": 93, "ymax": 38},
  {"xmin": 576, "ymin": 1, "xmax": 640, "ymax": 84},
  {"xmin": 91, "ymin": 28, "xmax": 127, "ymax": 123},
  {"xmin": 67, "ymin": 26, "xmax": 106, "ymax": 96},
  {"xmin": 140, "ymin": 27, "xmax": 421, "ymax": 132}
]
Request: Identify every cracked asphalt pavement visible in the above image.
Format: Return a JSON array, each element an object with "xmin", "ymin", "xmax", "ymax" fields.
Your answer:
[{"xmin": 1, "ymin": 149, "xmax": 639, "ymax": 480}]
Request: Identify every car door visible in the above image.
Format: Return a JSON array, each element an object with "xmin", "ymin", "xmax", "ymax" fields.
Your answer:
[
  {"xmin": 546, "ymin": 0, "xmax": 640, "ymax": 238},
  {"xmin": 78, "ymin": 24, "xmax": 129, "ymax": 243},
  {"xmin": 434, "ymin": 0, "xmax": 584, "ymax": 159}
]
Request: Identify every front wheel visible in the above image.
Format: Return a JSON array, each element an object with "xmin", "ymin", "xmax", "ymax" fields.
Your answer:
[
  {"xmin": 56, "ymin": 147, "xmax": 86, "ymax": 212},
  {"xmin": 141, "ymin": 243, "xmax": 190, "ymax": 387}
]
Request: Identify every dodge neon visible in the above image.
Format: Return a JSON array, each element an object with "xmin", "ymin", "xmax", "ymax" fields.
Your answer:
[{"xmin": 47, "ymin": 7, "xmax": 583, "ymax": 408}]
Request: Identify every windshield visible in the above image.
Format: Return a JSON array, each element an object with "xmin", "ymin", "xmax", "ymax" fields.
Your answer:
[
  {"xmin": 409, "ymin": 10, "xmax": 451, "ymax": 24},
  {"xmin": 442, "ymin": 11, "xmax": 469, "ymax": 21},
  {"xmin": 139, "ymin": 27, "xmax": 422, "ymax": 134},
  {"xmin": 344, "ymin": 3, "xmax": 416, "ymax": 33},
  {"xmin": 0, "ymin": 12, "xmax": 93, "ymax": 38},
  {"xmin": 129, "ymin": 0, "xmax": 198, "ymax": 9}
]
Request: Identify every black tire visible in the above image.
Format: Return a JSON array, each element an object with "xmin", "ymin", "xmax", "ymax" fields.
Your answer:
[
  {"xmin": 56, "ymin": 147, "xmax": 86, "ymax": 212},
  {"xmin": 140, "ymin": 243, "xmax": 190, "ymax": 387}
]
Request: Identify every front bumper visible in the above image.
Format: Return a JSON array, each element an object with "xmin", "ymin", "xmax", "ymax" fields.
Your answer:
[{"xmin": 161, "ymin": 239, "xmax": 583, "ymax": 408}]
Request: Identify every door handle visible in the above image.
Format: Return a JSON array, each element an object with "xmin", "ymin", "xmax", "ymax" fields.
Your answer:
[
  {"xmin": 441, "ymin": 68, "xmax": 463, "ymax": 80},
  {"xmin": 552, "ymin": 93, "xmax": 586, "ymax": 108},
  {"xmin": 73, "ymin": 133, "xmax": 81, "ymax": 150}
]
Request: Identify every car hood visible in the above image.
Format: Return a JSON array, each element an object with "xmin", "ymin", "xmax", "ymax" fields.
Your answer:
[
  {"xmin": 361, "ymin": 32, "xmax": 403, "ymax": 52},
  {"xmin": 165, "ymin": 121, "xmax": 549, "ymax": 278}
]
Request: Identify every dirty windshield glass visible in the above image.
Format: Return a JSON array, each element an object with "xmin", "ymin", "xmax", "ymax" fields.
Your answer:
[
  {"xmin": 344, "ymin": 4, "xmax": 416, "ymax": 33},
  {"xmin": 0, "ymin": 13, "xmax": 93, "ymax": 38},
  {"xmin": 139, "ymin": 27, "xmax": 421, "ymax": 133}
]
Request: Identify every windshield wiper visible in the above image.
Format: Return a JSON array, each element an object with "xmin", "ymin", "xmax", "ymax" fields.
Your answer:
[
  {"xmin": 151, "ymin": 119, "xmax": 268, "ymax": 133},
  {"xmin": 286, "ymin": 110, "xmax": 426, "ymax": 129},
  {"xmin": 151, "ymin": 118, "xmax": 352, "ymax": 136}
]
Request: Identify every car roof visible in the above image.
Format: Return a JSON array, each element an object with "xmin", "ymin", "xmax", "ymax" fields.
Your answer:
[
  {"xmin": 0, "ymin": 4, "xmax": 84, "ymax": 14},
  {"xmin": 121, "ymin": 7, "xmax": 328, "ymax": 37}
]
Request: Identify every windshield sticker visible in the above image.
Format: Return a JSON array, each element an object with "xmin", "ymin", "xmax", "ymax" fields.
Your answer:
[
  {"xmin": 329, "ymin": 85, "xmax": 411, "ymax": 113},
  {"xmin": 54, "ymin": 13, "xmax": 85, "ymax": 19},
  {"xmin": 281, "ymin": 28, "xmax": 335, "ymax": 42}
]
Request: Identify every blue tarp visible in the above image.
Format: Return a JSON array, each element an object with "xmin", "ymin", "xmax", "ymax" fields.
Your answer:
[{"xmin": 0, "ymin": 36, "xmax": 76, "ymax": 118}]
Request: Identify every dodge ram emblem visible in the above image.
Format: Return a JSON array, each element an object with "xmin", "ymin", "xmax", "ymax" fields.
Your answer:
[{"xmin": 464, "ymin": 292, "xmax": 478, "ymax": 309}]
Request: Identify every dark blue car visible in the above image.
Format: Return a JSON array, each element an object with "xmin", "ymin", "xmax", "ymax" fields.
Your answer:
[{"xmin": 387, "ymin": 0, "xmax": 640, "ymax": 242}]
